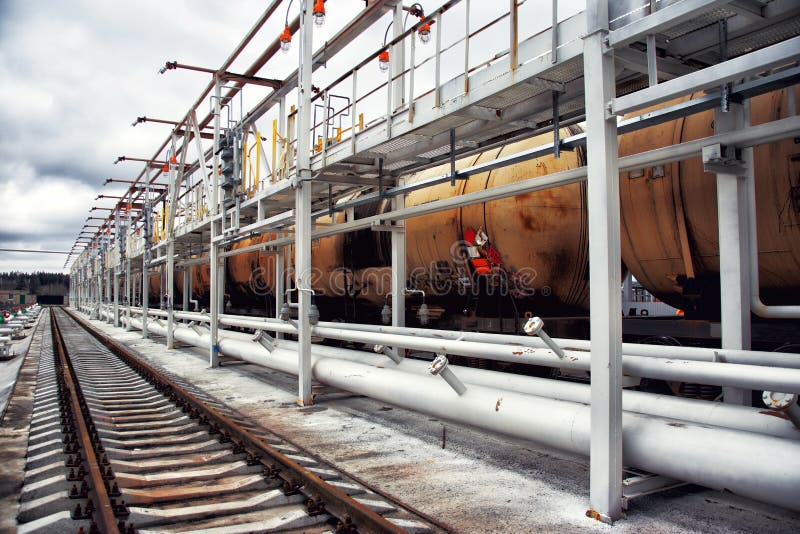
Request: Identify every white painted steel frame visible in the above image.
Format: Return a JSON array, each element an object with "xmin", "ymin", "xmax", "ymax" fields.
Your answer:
[
  {"xmin": 612, "ymin": 35, "xmax": 800, "ymax": 115},
  {"xmin": 608, "ymin": 0, "xmax": 738, "ymax": 48},
  {"xmin": 585, "ymin": 0, "xmax": 623, "ymax": 521},
  {"xmin": 295, "ymin": 2, "xmax": 314, "ymax": 406},
  {"xmin": 715, "ymin": 104, "xmax": 751, "ymax": 405}
]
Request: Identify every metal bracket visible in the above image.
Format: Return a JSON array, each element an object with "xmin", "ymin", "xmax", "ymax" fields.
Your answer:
[
  {"xmin": 552, "ymin": 90, "xmax": 561, "ymax": 159},
  {"xmin": 450, "ymin": 128, "xmax": 457, "ymax": 186},
  {"xmin": 621, "ymin": 473, "xmax": 687, "ymax": 510},
  {"xmin": 719, "ymin": 18, "xmax": 730, "ymax": 113},
  {"xmin": 371, "ymin": 220, "xmax": 405, "ymax": 232},
  {"xmin": 702, "ymin": 143, "xmax": 746, "ymax": 175},
  {"xmin": 378, "ymin": 158, "xmax": 385, "ymax": 197}
]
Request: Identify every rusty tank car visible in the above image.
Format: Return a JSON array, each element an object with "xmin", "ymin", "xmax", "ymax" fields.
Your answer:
[
  {"xmin": 619, "ymin": 87, "xmax": 800, "ymax": 318},
  {"xmin": 148, "ymin": 87, "xmax": 799, "ymax": 331}
]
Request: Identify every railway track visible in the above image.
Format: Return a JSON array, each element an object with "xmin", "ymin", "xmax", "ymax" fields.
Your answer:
[{"xmin": 14, "ymin": 307, "xmax": 445, "ymax": 533}]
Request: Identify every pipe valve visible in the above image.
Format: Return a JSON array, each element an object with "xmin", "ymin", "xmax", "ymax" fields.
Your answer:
[
  {"xmin": 417, "ymin": 303, "xmax": 430, "ymax": 326},
  {"xmin": 253, "ymin": 330, "xmax": 276, "ymax": 352},
  {"xmin": 429, "ymin": 354, "xmax": 467, "ymax": 396},
  {"xmin": 373, "ymin": 344, "xmax": 403, "ymax": 364},
  {"xmin": 763, "ymin": 391, "xmax": 797, "ymax": 410},
  {"xmin": 189, "ymin": 323, "xmax": 207, "ymax": 337},
  {"xmin": 523, "ymin": 316, "xmax": 565, "ymax": 358},
  {"xmin": 309, "ymin": 304, "xmax": 320, "ymax": 325},
  {"xmin": 279, "ymin": 302, "xmax": 292, "ymax": 322},
  {"xmin": 763, "ymin": 391, "xmax": 800, "ymax": 429}
]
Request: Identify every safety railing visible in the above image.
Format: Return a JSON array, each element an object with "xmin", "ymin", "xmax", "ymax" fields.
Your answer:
[{"xmin": 299, "ymin": 0, "xmax": 572, "ymax": 168}]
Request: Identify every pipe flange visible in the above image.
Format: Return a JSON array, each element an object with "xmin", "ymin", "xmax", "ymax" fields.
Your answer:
[
  {"xmin": 428, "ymin": 354, "xmax": 448, "ymax": 375},
  {"xmin": 523, "ymin": 316, "xmax": 543, "ymax": 335},
  {"xmin": 763, "ymin": 391, "xmax": 797, "ymax": 410}
]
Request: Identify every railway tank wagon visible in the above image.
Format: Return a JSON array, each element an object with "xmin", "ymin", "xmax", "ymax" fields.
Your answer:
[
  {"xmin": 152, "ymin": 88, "xmax": 799, "ymax": 338},
  {"xmin": 619, "ymin": 87, "xmax": 800, "ymax": 319},
  {"xmin": 165, "ymin": 129, "xmax": 590, "ymax": 325}
]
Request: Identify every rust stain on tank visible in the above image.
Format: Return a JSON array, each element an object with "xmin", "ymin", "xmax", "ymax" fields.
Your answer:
[{"xmin": 495, "ymin": 397, "xmax": 503, "ymax": 412}]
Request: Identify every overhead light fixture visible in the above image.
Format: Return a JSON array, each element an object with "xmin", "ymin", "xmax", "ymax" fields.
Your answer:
[
  {"xmin": 313, "ymin": 0, "xmax": 326, "ymax": 27},
  {"xmin": 378, "ymin": 50, "xmax": 390, "ymax": 72},
  {"xmin": 417, "ymin": 22, "xmax": 431, "ymax": 44},
  {"xmin": 280, "ymin": 24, "xmax": 292, "ymax": 53}
]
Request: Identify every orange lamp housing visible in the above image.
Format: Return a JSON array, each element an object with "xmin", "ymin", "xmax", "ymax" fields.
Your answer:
[
  {"xmin": 280, "ymin": 24, "xmax": 292, "ymax": 52},
  {"xmin": 378, "ymin": 50, "xmax": 390, "ymax": 72}
]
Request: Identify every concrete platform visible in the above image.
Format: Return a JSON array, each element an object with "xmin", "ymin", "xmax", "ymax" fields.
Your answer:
[
  {"xmin": 0, "ymin": 320, "xmax": 39, "ymax": 417},
  {"xmin": 82, "ymin": 315, "xmax": 800, "ymax": 532}
]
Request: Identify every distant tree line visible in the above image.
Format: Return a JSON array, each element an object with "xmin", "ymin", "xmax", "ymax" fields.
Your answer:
[{"xmin": 0, "ymin": 272, "xmax": 70, "ymax": 294}]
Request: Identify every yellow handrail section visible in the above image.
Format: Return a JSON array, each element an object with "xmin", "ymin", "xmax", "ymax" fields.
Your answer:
[{"xmin": 243, "ymin": 130, "xmax": 263, "ymax": 197}]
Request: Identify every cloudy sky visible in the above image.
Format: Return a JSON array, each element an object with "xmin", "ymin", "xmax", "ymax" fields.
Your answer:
[{"xmin": 0, "ymin": 0, "xmax": 575, "ymax": 274}]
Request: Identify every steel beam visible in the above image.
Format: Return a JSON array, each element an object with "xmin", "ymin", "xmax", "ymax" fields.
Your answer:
[
  {"xmin": 584, "ymin": 0, "xmax": 623, "ymax": 523},
  {"xmin": 608, "ymin": 0, "xmax": 736, "ymax": 48},
  {"xmin": 141, "ymin": 254, "xmax": 148, "ymax": 339},
  {"xmin": 182, "ymin": 268, "xmax": 189, "ymax": 312},
  {"xmin": 209, "ymin": 80, "xmax": 222, "ymax": 368},
  {"xmin": 166, "ymin": 239, "xmax": 175, "ymax": 349},
  {"xmin": 612, "ymin": 36, "xmax": 800, "ymax": 115},
  {"xmin": 714, "ymin": 105, "xmax": 752, "ymax": 404},
  {"xmin": 295, "ymin": 3, "xmax": 315, "ymax": 406},
  {"xmin": 392, "ymin": 177, "xmax": 406, "ymax": 350},
  {"xmin": 275, "ymin": 247, "xmax": 285, "ymax": 340}
]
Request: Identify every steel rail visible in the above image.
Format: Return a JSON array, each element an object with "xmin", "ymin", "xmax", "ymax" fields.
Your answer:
[
  {"xmin": 50, "ymin": 311, "xmax": 121, "ymax": 534},
  {"xmin": 62, "ymin": 307, "xmax": 410, "ymax": 534}
]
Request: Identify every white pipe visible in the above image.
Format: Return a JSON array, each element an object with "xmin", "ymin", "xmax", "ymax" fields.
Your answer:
[
  {"xmin": 140, "ymin": 308, "xmax": 800, "ymax": 370},
  {"xmin": 744, "ymin": 108, "xmax": 800, "ymax": 318},
  {"xmin": 317, "ymin": 327, "xmax": 800, "ymax": 393},
  {"xmin": 123, "ymin": 315, "xmax": 800, "ymax": 511},
  {"xmin": 128, "ymin": 308, "xmax": 800, "ymax": 392},
  {"xmin": 269, "ymin": 337, "xmax": 800, "ymax": 440},
  {"xmin": 125, "ymin": 316, "xmax": 799, "ymax": 440}
]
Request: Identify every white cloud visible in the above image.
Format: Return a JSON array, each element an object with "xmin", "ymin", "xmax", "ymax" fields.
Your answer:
[{"xmin": 0, "ymin": 0, "xmax": 268, "ymax": 272}]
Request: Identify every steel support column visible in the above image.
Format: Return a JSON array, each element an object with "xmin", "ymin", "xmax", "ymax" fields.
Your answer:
[
  {"xmin": 295, "ymin": 1, "xmax": 314, "ymax": 406},
  {"xmin": 141, "ymin": 253, "xmax": 149, "ymax": 339},
  {"xmin": 105, "ymin": 250, "xmax": 111, "ymax": 323},
  {"xmin": 209, "ymin": 78, "xmax": 222, "ymax": 368},
  {"xmin": 392, "ymin": 177, "xmax": 406, "ymax": 338},
  {"xmin": 125, "ymin": 254, "xmax": 131, "ymax": 331},
  {"xmin": 392, "ymin": 2, "xmax": 406, "ymax": 110},
  {"xmin": 96, "ymin": 261, "xmax": 102, "ymax": 320},
  {"xmin": 166, "ymin": 239, "xmax": 175, "ymax": 349},
  {"xmin": 391, "ymin": 4, "xmax": 407, "ymax": 341},
  {"xmin": 715, "ymin": 104, "xmax": 751, "ymax": 405},
  {"xmin": 583, "ymin": 0, "xmax": 623, "ymax": 522},
  {"xmin": 182, "ymin": 268, "xmax": 189, "ymax": 312},
  {"xmin": 275, "ymin": 247, "xmax": 285, "ymax": 339},
  {"xmin": 113, "ymin": 268, "xmax": 120, "ymax": 327}
]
